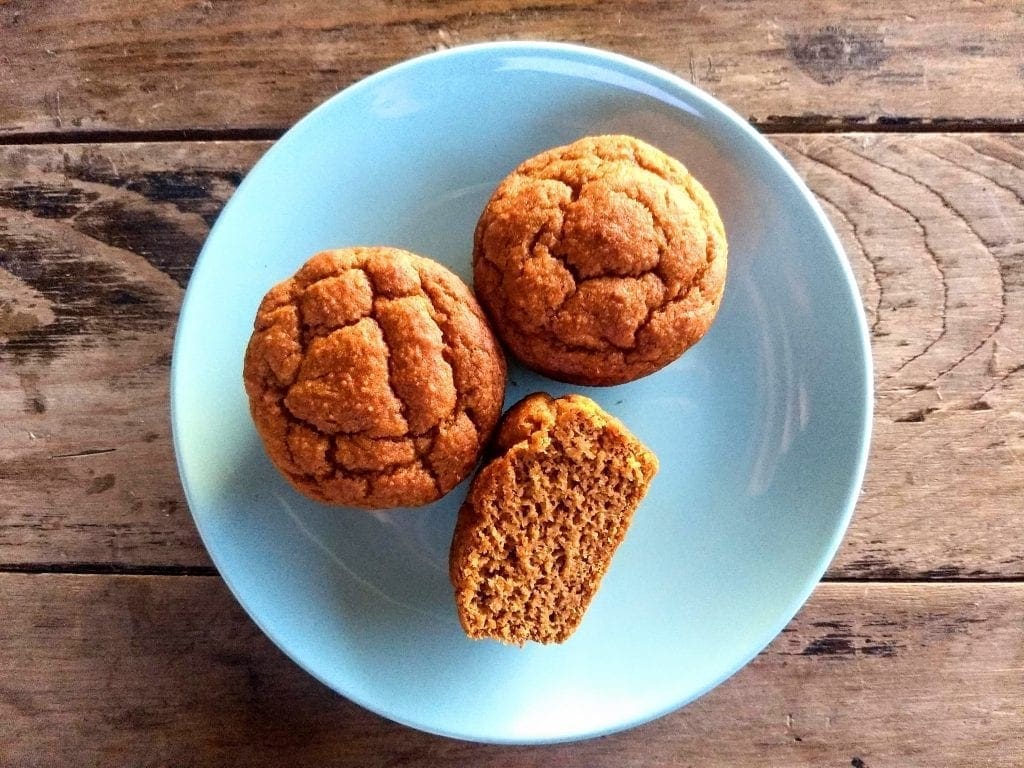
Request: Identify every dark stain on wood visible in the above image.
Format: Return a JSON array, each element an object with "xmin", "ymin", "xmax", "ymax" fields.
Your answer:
[
  {"xmin": 0, "ymin": 184, "xmax": 99, "ymax": 219},
  {"xmin": 787, "ymin": 26, "xmax": 890, "ymax": 85},
  {"xmin": 802, "ymin": 634, "xmax": 856, "ymax": 656},
  {"xmin": 107, "ymin": 289, "xmax": 141, "ymax": 307},
  {"xmin": 65, "ymin": 155, "xmax": 243, "ymax": 228},
  {"xmin": 125, "ymin": 169, "xmax": 242, "ymax": 226},
  {"xmin": 894, "ymin": 406, "xmax": 938, "ymax": 423},
  {"xmin": 72, "ymin": 199, "xmax": 202, "ymax": 288},
  {"xmin": 2, "ymin": 153, "xmax": 244, "ymax": 296},
  {"xmin": 790, "ymin": 616, "xmax": 906, "ymax": 658},
  {"xmin": 0, "ymin": 232, "xmax": 174, "ymax": 360},
  {"xmin": 860, "ymin": 642, "xmax": 901, "ymax": 658},
  {"xmin": 86, "ymin": 474, "xmax": 116, "ymax": 495},
  {"xmin": 842, "ymin": 554, "xmax": 904, "ymax": 579},
  {"xmin": 811, "ymin": 620, "xmax": 850, "ymax": 630},
  {"xmin": 800, "ymin": 631, "xmax": 905, "ymax": 658}
]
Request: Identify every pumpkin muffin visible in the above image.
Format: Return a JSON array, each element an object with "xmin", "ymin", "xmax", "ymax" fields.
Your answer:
[
  {"xmin": 243, "ymin": 247, "xmax": 506, "ymax": 509},
  {"xmin": 450, "ymin": 393, "xmax": 658, "ymax": 644},
  {"xmin": 473, "ymin": 134, "xmax": 727, "ymax": 385}
]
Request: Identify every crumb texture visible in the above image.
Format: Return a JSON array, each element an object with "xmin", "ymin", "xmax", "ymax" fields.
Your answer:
[
  {"xmin": 243, "ymin": 247, "xmax": 506, "ymax": 509},
  {"xmin": 450, "ymin": 393, "xmax": 658, "ymax": 644},
  {"xmin": 473, "ymin": 134, "xmax": 728, "ymax": 385}
]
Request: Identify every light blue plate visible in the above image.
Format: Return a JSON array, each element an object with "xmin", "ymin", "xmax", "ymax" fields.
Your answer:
[{"xmin": 172, "ymin": 42, "xmax": 872, "ymax": 744}]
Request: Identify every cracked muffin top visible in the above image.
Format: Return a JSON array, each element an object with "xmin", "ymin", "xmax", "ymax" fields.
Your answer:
[
  {"xmin": 243, "ymin": 247, "xmax": 506, "ymax": 509},
  {"xmin": 473, "ymin": 135, "xmax": 728, "ymax": 386}
]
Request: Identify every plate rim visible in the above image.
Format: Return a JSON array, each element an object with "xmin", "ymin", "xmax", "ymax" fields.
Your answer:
[{"xmin": 170, "ymin": 40, "xmax": 874, "ymax": 745}]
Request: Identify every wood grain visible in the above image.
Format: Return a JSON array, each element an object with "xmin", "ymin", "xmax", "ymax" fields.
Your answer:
[
  {"xmin": 2, "ymin": 1, "xmax": 1024, "ymax": 137},
  {"xmin": 777, "ymin": 135, "xmax": 1024, "ymax": 579},
  {"xmin": 1, "ymin": 135, "xmax": 1022, "ymax": 575},
  {"xmin": 0, "ymin": 574, "xmax": 1020, "ymax": 766},
  {"xmin": 0, "ymin": 142, "xmax": 258, "ymax": 567}
]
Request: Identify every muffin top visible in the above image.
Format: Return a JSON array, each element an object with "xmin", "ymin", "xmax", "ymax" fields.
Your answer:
[
  {"xmin": 473, "ymin": 135, "xmax": 727, "ymax": 385},
  {"xmin": 243, "ymin": 247, "xmax": 506, "ymax": 509}
]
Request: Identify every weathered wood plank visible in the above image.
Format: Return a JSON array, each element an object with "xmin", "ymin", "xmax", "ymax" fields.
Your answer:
[
  {"xmin": 777, "ymin": 135, "xmax": 1024, "ymax": 579},
  {"xmin": 1, "ymin": 136, "xmax": 1022, "ymax": 575},
  {"xmin": 0, "ymin": 575, "xmax": 1020, "ymax": 766},
  {"xmin": 2, "ymin": 1, "xmax": 1024, "ymax": 136},
  {"xmin": 0, "ymin": 142, "xmax": 258, "ymax": 567}
]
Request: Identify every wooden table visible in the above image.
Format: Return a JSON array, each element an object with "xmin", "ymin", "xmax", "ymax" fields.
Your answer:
[{"xmin": 2, "ymin": 3, "xmax": 1022, "ymax": 765}]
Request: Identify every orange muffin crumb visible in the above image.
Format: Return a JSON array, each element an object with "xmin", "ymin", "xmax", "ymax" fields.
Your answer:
[{"xmin": 450, "ymin": 393, "xmax": 658, "ymax": 644}]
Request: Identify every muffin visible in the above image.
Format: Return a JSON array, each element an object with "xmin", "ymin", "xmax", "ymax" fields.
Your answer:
[
  {"xmin": 243, "ymin": 247, "xmax": 506, "ymax": 509},
  {"xmin": 473, "ymin": 134, "xmax": 727, "ymax": 385},
  {"xmin": 450, "ymin": 393, "xmax": 658, "ymax": 644}
]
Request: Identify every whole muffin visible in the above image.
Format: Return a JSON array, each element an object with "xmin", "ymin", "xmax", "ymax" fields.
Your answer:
[
  {"xmin": 473, "ymin": 135, "xmax": 727, "ymax": 385},
  {"xmin": 243, "ymin": 247, "xmax": 506, "ymax": 509}
]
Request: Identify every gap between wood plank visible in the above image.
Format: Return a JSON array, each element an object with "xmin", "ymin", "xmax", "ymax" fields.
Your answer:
[
  {"xmin": 0, "ymin": 563, "xmax": 219, "ymax": 576},
  {"xmin": 0, "ymin": 127, "xmax": 285, "ymax": 146},
  {"xmin": 4, "ymin": 118, "xmax": 1024, "ymax": 146},
  {"xmin": 0, "ymin": 563, "xmax": 1021, "ymax": 582}
]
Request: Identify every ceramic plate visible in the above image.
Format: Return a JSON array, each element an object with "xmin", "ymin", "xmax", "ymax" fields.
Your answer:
[{"xmin": 171, "ymin": 42, "xmax": 872, "ymax": 744}]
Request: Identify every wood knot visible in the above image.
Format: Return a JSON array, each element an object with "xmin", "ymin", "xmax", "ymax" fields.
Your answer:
[{"xmin": 787, "ymin": 26, "xmax": 890, "ymax": 85}]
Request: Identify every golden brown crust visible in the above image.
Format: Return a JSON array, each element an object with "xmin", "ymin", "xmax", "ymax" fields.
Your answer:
[
  {"xmin": 243, "ymin": 247, "xmax": 507, "ymax": 509},
  {"xmin": 473, "ymin": 135, "xmax": 728, "ymax": 386},
  {"xmin": 450, "ymin": 393, "xmax": 659, "ymax": 644}
]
